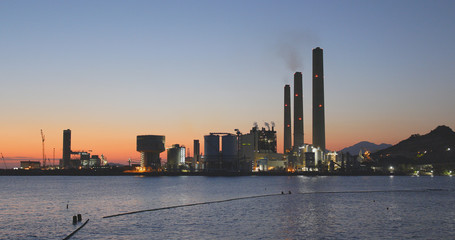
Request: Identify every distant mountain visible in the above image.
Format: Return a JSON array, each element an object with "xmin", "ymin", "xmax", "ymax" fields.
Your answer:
[
  {"xmin": 339, "ymin": 141, "xmax": 392, "ymax": 155},
  {"xmin": 372, "ymin": 125, "xmax": 455, "ymax": 165}
]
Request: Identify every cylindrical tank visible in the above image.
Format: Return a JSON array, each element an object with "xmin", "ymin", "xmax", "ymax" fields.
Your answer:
[
  {"xmin": 167, "ymin": 144, "xmax": 185, "ymax": 171},
  {"xmin": 222, "ymin": 134, "xmax": 238, "ymax": 171},
  {"xmin": 204, "ymin": 134, "xmax": 219, "ymax": 156},
  {"xmin": 204, "ymin": 134, "xmax": 220, "ymax": 171},
  {"xmin": 222, "ymin": 134, "xmax": 237, "ymax": 161}
]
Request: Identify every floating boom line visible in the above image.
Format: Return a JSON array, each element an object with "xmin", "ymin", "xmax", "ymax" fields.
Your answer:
[{"xmin": 102, "ymin": 188, "xmax": 440, "ymax": 219}]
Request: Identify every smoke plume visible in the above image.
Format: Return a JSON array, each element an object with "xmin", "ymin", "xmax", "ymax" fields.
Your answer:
[{"xmin": 275, "ymin": 30, "xmax": 320, "ymax": 72}]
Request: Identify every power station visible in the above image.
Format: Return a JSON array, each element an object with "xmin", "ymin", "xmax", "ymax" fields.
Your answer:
[
  {"xmin": 281, "ymin": 46, "xmax": 329, "ymax": 171},
  {"xmin": 61, "ymin": 129, "xmax": 105, "ymax": 169},
  {"xmin": 51, "ymin": 46, "xmax": 330, "ymax": 173}
]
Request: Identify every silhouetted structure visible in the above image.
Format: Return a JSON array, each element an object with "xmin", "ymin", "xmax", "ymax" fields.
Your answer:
[
  {"xmin": 204, "ymin": 134, "xmax": 221, "ymax": 171},
  {"xmin": 222, "ymin": 134, "xmax": 238, "ymax": 171},
  {"xmin": 284, "ymin": 84, "xmax": 292, "ymax": 153},
  {"xmin": 239, "ymin": 125, "xmax": 281, "ymax": 171},
  {"xmin": 20, "ymin": 161, "xmax": 41, "ymax": 169},
  {"xmin": 294, "ymin": 72, "xmax": 304, "ymax": 147},
  {"xmin": 62, "ymin": 129, "xmax": 71, "ymax": 169},
  {"xmin": 313, "ymin": 47, "xmax": 326, "ymax": 151},
  {"xmin": 193, "ymin": 139, "xmax": 200, "ymax": 171},
  {"xmin": 137, "ymin": 135, "xmax": 165, "ymax": 170},
  {"xmin": 204, "ymin": 133, "xmax": 240, "ymax": 172}
]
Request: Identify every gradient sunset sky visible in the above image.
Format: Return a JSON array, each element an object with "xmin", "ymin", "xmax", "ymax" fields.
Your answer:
[{"xmin": 1, "ymin": 0, "xmax": 455, "ymax": 167}]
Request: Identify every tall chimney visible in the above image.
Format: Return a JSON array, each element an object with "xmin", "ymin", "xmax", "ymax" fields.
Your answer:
[
  {"xmin": 284, "ymin": 85, "xmax": 291, "ymax": 153},
  {"xmin": 294, "ymin": 72, "xmax": 304, "ymax": 147},
  {"xmin": 312, "ymin": 47, "xmax": 326, "ymax": 151},
  {"xmin": 62, "ymin": 129, "xmax": 71, "ymax": 169}
]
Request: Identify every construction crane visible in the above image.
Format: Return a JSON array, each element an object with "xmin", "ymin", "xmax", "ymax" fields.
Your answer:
[
  {"xmin": 1, "ymin": 153, "xmax": 6, "ymax": 169},
  {"xmin": 41, "ymin": 129, "xmax": 46, "ymax": 168}
]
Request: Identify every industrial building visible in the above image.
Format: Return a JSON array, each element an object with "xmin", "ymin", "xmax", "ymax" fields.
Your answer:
[
  {"xmin": 202, "ymin": 125, "xmax": 283, "ymax": 173},
  {"xmin": 166, "ymin": 144, "xmax": 186, "ymax": 171},
  {"xmin": 282, "ymin": 47, "xmax": 330, "ymax": 172},
  {"xmin": 20, "ymin": 161, "xmax": 41, "ymax": 170},
  {"xmin": 60, "ymin": 129, "xmax": 104, "ymax": 169},
  {"xmin": 137, "ymin": 135, "xmax": 165, "ymax": 171},
  {"xmin": 204, "ymin": 133, "xmax": 238, "ymax": 172},
  {"xmin": 238, "ymin": 124, "xmax": 284, "ymax": 172},
  {"xmin": 81, "ymin": 155, "xmax": 102, "ymax": 168}
]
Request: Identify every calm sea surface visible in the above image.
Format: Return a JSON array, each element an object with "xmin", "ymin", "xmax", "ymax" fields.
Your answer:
[{"xmin": 0, "ymin": 175, "xmax": 454, "ymax": 239}]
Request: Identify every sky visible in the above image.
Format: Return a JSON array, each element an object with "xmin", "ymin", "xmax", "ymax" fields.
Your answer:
[{"xmin": 1, "ymin": 0, "xmax": 455, "ymax": 167}]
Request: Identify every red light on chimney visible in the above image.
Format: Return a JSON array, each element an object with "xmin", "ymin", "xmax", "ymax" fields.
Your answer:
[
  {"xmin": 315, "ymin": 74, "xmax": 318, "ymax": 78},
  {"xmin": 285, "ymin": 104, "xmax": 288, "ymax": 107},
  {"xmin": 287, "ymin": 124, "xmax": 290, "ymax": 127},
  {"xmin": 319, "ymin": 104, "xmax": 322, "ymax": 107},
  {"xmin": 298, "ymin": 117, "xmax": 302, "ymax": 120},
  {"xmin": 295, "ymin": 94, "xmax": 298, "ymax": 97}
]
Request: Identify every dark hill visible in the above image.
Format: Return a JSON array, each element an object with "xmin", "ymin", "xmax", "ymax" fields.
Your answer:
[
  {"xmin": 339, "ymin": 141, "xmax": 392, "ymax": 155},
  {"xmin": 372, "ymin": 125, "xmax": 455, "ymax": 165}
]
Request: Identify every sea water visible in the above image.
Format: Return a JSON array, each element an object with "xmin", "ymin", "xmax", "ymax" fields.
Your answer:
[{"xmin": 0, "ymin": 175, "xmax": 454, "ymax": 239}]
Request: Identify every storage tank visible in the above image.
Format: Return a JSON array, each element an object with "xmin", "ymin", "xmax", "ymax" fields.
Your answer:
[
  {"xmin": 222, "ymin": 134, "xmax": 238, "ymax": 171},
  {"xmin": 204, "ymin": 134, "xmax": 219, "ymax": 156},
  {"xmin": 167, "ymin": 144, "xmax": 185, "ymax": 171},
  {"xmin": 222, "ymin": 135, "xmax": 237, "ymax": 159},
  {"xmin": 204, "ymin": 134, "xmax": 220, "ymax": 171}
]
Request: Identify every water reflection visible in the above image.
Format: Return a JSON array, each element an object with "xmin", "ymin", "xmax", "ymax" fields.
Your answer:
[{"xmin": 1, "ymin": 176, "xmax": 455, "ymax": 239}]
